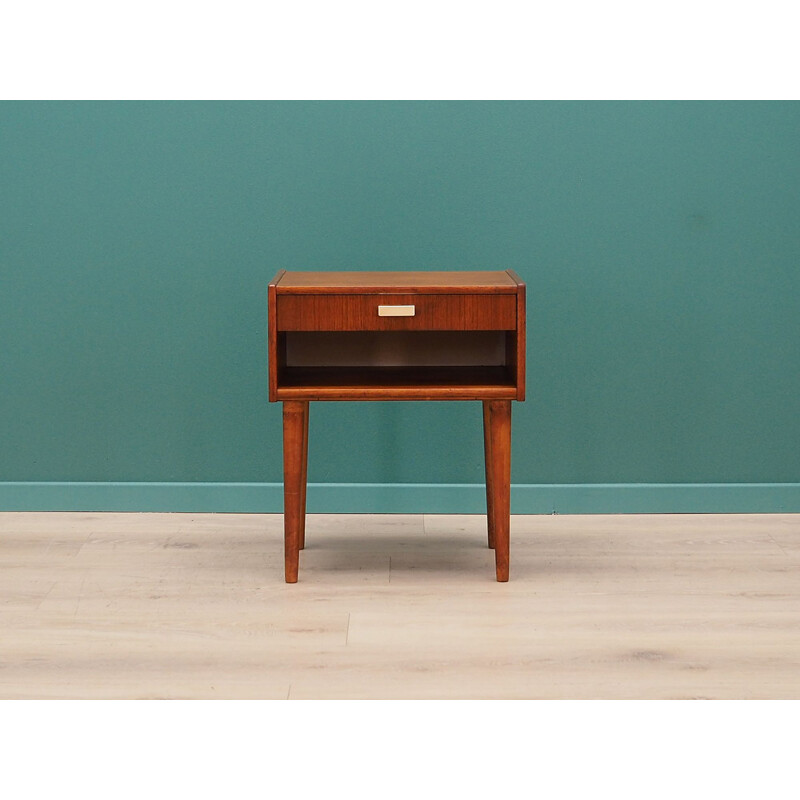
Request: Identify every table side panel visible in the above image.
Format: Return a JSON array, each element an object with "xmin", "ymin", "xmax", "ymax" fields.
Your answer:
[
  {"xmin": 515, "ymin": 280, "xmax": 526, "ymax": 401},
  {"xmin": 267, "ymin": 271, "xmax": 284, "ymax": 403}
]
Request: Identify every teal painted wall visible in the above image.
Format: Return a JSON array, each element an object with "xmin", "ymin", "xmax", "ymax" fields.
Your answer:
[{"xmin": 1, "ymin": 102, "xmax": 799, "ymax": 510}]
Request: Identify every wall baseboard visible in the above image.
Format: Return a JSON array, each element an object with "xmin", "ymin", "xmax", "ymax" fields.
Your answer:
[{"xmin": 1, "ymin": 482, "xmax": 799, "ymax": 514}]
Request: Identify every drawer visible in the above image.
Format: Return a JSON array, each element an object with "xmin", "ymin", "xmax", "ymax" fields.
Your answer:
[{"xmin": 277, "ymin": 293, "xmax": 516, "ymax": 331}]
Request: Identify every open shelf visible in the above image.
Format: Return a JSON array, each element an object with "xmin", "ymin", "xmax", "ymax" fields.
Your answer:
[
  {"xmin": 275, "ymin": 330, "xmax": 519, "ymax": 400},
  {"xmin": 276, "ymin": 365, "xmax": 517, "ymax": 399}
]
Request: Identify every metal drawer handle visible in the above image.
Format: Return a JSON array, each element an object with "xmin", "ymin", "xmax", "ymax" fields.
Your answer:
[{"xmin": 378, "ymin": 305, "xmax": 416, "ymax": 317}]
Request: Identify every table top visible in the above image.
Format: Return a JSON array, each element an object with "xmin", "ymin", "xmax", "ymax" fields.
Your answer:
[{"xmin": 272, "ymin": 270, "xmax": 523, "ymax": 294}]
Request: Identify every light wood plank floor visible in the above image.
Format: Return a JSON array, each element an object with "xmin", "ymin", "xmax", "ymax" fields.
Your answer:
[{"xmin": 1, "ymin": 512, "xmax": 799, "ymax": 699}]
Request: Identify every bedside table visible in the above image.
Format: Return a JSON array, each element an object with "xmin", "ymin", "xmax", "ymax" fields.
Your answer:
[{"xmin": 268, "ymin": 270, "xmax": 526, "ymax": 582}]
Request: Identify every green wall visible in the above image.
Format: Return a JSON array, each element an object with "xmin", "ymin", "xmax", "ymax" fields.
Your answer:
[{"xmin": 1, "ymin": 101, "xmax": 799, "ymax": 511}]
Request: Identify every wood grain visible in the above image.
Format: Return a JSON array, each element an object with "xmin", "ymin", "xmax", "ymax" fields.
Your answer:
[
  {"xmin": 275, "ymin": 366, "xmax": 517, "ymax": 401},
  {"xmin": 486, "ymin": 400, "xmax": 511, "ymax": 580},
  {"xmin": 507, "ymin": 269, "xmax": 526, "ymax": 401},
  {"xmin": 268, "ymin": 269, "xmax": 525, "ymax": 579},
  {"xmin": 267, "ymin": 270, "xmax": 285, "ymax": 403},
  {"xmin": 275, "ymin": 270, "xmax": 517, "ymax": 293},
  {"xmin": 1, "ymin": 512, "xmax": 799, "ymax": 699},
  {"xmin": 277, "ymin": 293, "xmax": 516, "ymax": 331},
  {"xmin": 299, "ymin": 402, "xmax": 309, "ymax": 551},
  {"xmin": 483, "ymin": 401, "xmax": 496, "ymax": 550},
  {"xmin": 282, "ymin": 401, "xmax": 308, "ymax": 582},
  {"xmin": 268, "ymin": 268, "xmax": 525, "ymax": 402}
]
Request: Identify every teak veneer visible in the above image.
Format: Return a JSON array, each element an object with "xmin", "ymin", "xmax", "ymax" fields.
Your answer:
[{"xmin": 268, "ymin": 269, "xmax": 526, "ymax": 582}]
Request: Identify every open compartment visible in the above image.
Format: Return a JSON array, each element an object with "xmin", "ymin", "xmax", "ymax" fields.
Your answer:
[{"xmin": 277, "ymin": 330, "xmax": 517, "ymax": 392}]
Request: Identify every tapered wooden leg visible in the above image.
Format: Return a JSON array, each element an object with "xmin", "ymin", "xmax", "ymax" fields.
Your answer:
[
  {"xmin": 487, "ymin": 400, "xmax": 511, "ymax": 582},
  {"xmin": 283, "ymin": 400, "xmax": 308, "ymax": 583},
  {"xmin": 299, "ymin": 402, "xmax": 309, "ymax": 550},
  {"xmin": 483, "ymin": 401, "xmax": 495, "ymax": 550}
]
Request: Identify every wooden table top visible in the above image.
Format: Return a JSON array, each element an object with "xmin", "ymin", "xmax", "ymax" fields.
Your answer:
[{"xmin": 272, "ymin": 270, "xmax": 523, "ymax": 294}]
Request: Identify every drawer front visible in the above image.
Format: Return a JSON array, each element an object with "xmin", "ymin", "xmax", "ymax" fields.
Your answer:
[{"xmin": 277, "ymin": 293, "xmax": 516, "ymax": 331}]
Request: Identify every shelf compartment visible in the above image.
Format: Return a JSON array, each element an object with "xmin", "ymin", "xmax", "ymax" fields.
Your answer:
[
  {"xmin": 284, "ymin": 330, "xmax": 507, "ymax": 368},
  {"xmin": 275, "ymin": 365, "xmax": 517, "ymax": 401}
]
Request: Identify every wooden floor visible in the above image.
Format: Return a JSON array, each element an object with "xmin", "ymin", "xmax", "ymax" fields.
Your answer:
[{"xmin": 1, "ymin": 512, "xmax": 799, "ymax": 699}]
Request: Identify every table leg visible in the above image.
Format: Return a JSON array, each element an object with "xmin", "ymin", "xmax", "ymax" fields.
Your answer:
[
  {"xmin": 283, "ymin": 400, "xmax": 309, "ymax": 583},
  {"xmin": 483, "ymin": 401, "xmax": 495, "ymax": 550},
  {"xmin": 299, "ymin": 402, "xmax": 309, "ymax": 550},
  {"xmin": 486, "ymin": 400, "xmax": 511, "ymax": 582}
]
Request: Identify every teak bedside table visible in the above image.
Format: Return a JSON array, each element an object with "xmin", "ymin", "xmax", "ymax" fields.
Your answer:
[{"xmin": 268, "ymin": 270, "xmax": 526, "ymax": 583}]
